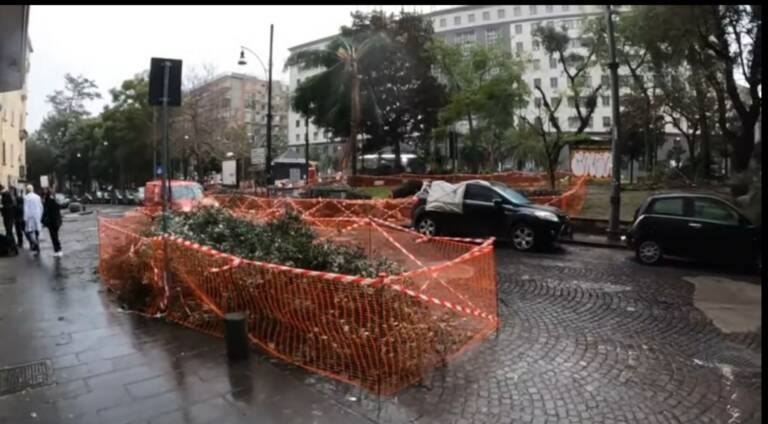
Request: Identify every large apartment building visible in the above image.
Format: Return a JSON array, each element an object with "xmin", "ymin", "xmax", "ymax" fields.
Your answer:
[
  {"xmin": 286, "ymin": 5, "xmax": 684, "ymax": 171},
  {"xmin": 175, "ymin": 73, "xmax": 290, "ymax": 156},
  {"xmin": 0, "ymin": 5, "xmax": 32, "ymax": 188}
]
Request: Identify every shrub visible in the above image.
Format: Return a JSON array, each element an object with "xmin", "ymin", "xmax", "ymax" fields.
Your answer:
[{"xmin": 146, "ymin": 207, "xmax": 402, "ymax": 278}]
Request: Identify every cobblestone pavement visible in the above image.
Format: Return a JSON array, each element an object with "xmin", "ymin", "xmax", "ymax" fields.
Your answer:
[
  {"xmin": 0, "ymin": 207, "xmax": 761, "ymax": 424},
  {"xmin": 276, "ymin": 245, "xmax": 762, "ymax": 424}
]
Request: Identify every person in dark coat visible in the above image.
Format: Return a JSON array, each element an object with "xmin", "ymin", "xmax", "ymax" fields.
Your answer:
[
  {"xmin": 41, "ymin": 187, "xmax": 63, "ymax": 257},
  {"xmin": 0, "ymin": 184, "xmax": 14, "ymax": 239},
  {"xmin": 11, "ymin": 187, "xmax": 24, "ymax": 247}
]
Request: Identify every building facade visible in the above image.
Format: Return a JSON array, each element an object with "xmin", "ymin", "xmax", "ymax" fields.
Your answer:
[
  {"xmin": 175, "ymin": 73, "xmax": 290, "ymax": 160},
  {"xmin": 0, "ymin": 5, "xmax": 31, "ymax": 189},
  {"xmin": 286, "ymin": 5, "xmax": 687, "ymax": 173}
]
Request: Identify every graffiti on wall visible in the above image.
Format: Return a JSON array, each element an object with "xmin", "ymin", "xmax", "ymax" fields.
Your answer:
[{"xmin": 570, "ymin": 149, "xmax": 612, "ymax": 178}]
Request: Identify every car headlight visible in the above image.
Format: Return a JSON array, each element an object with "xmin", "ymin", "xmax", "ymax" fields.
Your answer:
[{"xmin": 534, "ymin": 211, "xmax": 560, "ymax": 222}]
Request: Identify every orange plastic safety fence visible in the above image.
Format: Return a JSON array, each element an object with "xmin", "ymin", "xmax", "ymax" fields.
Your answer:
[
  {"xmin": 348, "ymin": 170, "xmax": 574, "ymax": 188},
  {"xmin": 98, "ymin": 213, "xmax": 498, "ymax": 395}
]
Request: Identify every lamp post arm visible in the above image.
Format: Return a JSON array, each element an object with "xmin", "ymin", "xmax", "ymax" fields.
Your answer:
[{"xmin": 240, "ymin": 45, "xmax": 268, "ymax": 78}]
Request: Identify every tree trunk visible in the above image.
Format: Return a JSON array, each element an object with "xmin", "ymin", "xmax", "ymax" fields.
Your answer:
[
  {"xmin": 348, "ymin": 64, "xmax": 361, "ymax": 176},
  {"xmin": 393, "ymin": 136, "xmax": 402, "ymax": 173}
]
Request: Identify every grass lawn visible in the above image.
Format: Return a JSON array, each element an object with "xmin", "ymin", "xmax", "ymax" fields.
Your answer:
[
  {"xmin": 358, "ymin": 186, "xmax": 393, "ymax": 199},
  {"xmin": 579, "ymin": 183, "xmax": 654, "ymax": 221}
]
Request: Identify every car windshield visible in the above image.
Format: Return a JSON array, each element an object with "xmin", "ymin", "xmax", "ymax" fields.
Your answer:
[
  {"xmin": 171, "ymin": 185, "xmax": 203, "ymax": 200},
  {"xmin": 490, "ymin": 183, "xmax": 531, "ymax": 205}
]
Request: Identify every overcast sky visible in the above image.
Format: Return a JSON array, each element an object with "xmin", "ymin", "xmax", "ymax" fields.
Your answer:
[{"xmin": 26, "ymin": 5, "xmax": 456, "ymax": 132}]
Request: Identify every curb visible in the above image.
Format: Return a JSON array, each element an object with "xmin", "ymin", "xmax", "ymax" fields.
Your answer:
[{"xmin": 560, "ymin": 238, "xmax": 628, "ymax": 250}]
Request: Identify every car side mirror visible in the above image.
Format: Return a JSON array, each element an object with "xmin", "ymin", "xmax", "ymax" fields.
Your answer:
[{"xmin": 493, "ymin": 198, "xmax": 503, "ymax": 208}]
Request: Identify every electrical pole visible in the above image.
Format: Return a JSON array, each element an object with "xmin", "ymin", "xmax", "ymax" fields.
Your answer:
[
  {"xmin": 606, "ymin": 5, "xmax": 622, "ymax": 242},
  {"xmin": 266, "ymin": 23, "xmax": 274, "ymax": 186}
]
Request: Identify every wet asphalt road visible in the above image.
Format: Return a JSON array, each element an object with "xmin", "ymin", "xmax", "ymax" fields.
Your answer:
[{"xmin": 0, "ymin": 206, "xmax": 761, "ymax": 423}]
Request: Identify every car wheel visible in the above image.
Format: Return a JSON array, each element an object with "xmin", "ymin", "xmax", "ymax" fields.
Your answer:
[
  {"xmin": 511, "ymin": 224, "xmax": 536, "ymax": 251},
  {"xmin": 416, "ymin": 216, "xmax": 437, "ymax": 237},
  {"xmin": 636, "ymin": 239, "xmax": 662, "ymax": 265}
]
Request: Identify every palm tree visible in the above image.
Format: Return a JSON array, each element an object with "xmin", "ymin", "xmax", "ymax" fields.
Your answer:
[{"xmin": 285, "ymin": 32, "xmax": 389, "ymax": 175}]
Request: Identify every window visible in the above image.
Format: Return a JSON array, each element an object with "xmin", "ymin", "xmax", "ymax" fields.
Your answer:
[
  {"xmin": 568, "ymin": 117, "xmax": 579, "ymax": 128},
  {"xmin": 498, "ymin": 9, "xmax": 506, "ymax": 19},
  {"xmin": 545, "ymin": 5, "xmax": 553, "ymax": 13},
  {"xmin": 486, "ymin": 28, "xmax": 498, "ymax": 43},
  {"xmin": 693, "ymin": 198, "xmax": 740, "ymax": 224},
  {"xmin": 567, "ymin": 96, "xmax": 576, "ymax": 107},
  {"xmin": 529, "ymin": 5, "xmax": 537, "ymax": 15},
  {"xmin": 532, "ymin": 40, "xmax": 540, "ymax": 51},
  {"xmin": 601, "ymin": 74, "xmax": 610, "ymax": 87},
  {"xmin": 464, "ymin": 184, "xmax": 500, "ymax": 203},
  {"xmin": 313, "ymin": 131, "xmax": 318, "ymax": 140},
  {"xmin": 585, "ymin": 75, "xmax": 593, "ymax": 88},
  {"xmin": 297, "ymin": 78, "xmax": 302, "ymax": 85},
  {"xmin": 552, "ymin": 97, "xmax": 561, "ymax": 107},
  {"xmin": 649, "ymin": 198, "xmax": 684, "ymax": 216},
  {"xmin": 454, "ymin": 16, "xmax": 461, "ymax": 25},
  {"xmin": 516, "ymin": 42, "xmax": 524, "ymax": 54},
  {"xmin": 562, "ymin": 5, "xmax": 570, "ymax": 11},
  {"xmin": 440, "ymin": 18, "xmax": 446, "ymax": 27},
  {"xmin": 587, "ymin": 116, "xmax": 594, "ymax": 128},
  {"xmin": 530, "ymin": 22, "xmax": 541, "ymax": 34},
  {"xmin": 295, "ymin": 119, "xmax": 300, "ymax": 128},
  {"xmin": 532, "ymin": 59, "xmax": 541, "ymax": 70},
  {"xmin": 534, "ymin": 98, "xmax": 542, "ymax": 108},
  {"xmin": 295, "ymin": 134, "xmax": 300, "ymax": 142},
  {"xmin": 602, "ymin": 96, "xmax": 610, "ymax": 106},
  {"xmin": 482, "ymin": 11, "xmax": 490, "ymax": 21},
  {"xmin": 550, "ymin": 57, "xmax": 558, "ymax": 69},
  {"xmin": 515, "ymin": 24, "xmax": 522, "ymax": 35},
  {"xmin": 603, "ymin": 116, "xmax": 611, "ymax": 128},
  {"xmin": 513, "ymin": 6, "xmax": 520, "ymax": 17},
  {"xmin": 533, "ymin": 78, "xmax": 541, "ymax": 88},
  {"xmin": 546, "ymin": 20, "xmax": 555, "ymax": 28},
  {"xmin": 468, "ymin": 13, "xmax": 475, "ymax": 23},
  {"xmin": 550, "ymin": 77, "xmax": 558, "ymax": 88}
]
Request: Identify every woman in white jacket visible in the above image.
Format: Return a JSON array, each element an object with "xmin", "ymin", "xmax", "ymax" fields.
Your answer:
[{"xmin": 23, "ymin": 185, "xmax": 43, "ymax": 256}]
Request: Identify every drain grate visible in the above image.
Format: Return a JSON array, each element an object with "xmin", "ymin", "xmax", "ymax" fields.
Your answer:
[{"xmin": 0, "ymin": 360, "xmax": 54, "ymax": 396}]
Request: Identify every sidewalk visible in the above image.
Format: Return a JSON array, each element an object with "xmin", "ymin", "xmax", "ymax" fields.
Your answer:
[{"xmin": 0, "ymin": 207, "xmax": 368, "ymax": 424}]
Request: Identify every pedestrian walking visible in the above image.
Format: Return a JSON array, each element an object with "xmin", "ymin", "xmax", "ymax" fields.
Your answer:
[
  {"xmin": 11, "ymin": 187, "xmax": 24, "ymax": 247},
  {"xmin": 1, "ymin": 184, "xmax": 15, "ymax": 238},
  {"xmin": 23, "ymin": 185, "xmax": 43, "ymax": 256},
  {"xmin": 41, "ymin": 187, "xmax": 63, "ymax": 257}
]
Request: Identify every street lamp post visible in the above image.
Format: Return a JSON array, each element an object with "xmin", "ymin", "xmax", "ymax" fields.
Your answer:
[{"xmin": 238, "ymin": 23, "xmax": 274, "ymax": 187}]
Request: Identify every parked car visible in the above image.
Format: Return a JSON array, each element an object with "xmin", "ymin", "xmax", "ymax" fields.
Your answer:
[
  {"xmin": 626, "ymin": 193, "xmax": 761, "ymax": 269},
  {"xmin": 411, "ymin": 180, "xmax": 572, "ymax": 251},
  {"xmin": 143, "ymin": 180, "xmax": 218, "ymax": 212},
  {"xmin": 136, "ymin": 187, "xmax": 145, "ymax": 205}
]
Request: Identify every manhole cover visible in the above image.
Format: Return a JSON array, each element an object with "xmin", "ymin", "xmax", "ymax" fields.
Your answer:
[{"xmin": 0, "ymin": 360, "xmax": 54, "ymax": 396}]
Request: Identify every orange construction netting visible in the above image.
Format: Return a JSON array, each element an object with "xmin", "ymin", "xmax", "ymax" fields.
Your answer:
[
  {"xmin": 209, "ymin": 175, "xmax": 588, "ymax": 224},
  {"xmin": 347, "ymin": 170, "xmax": 574, "ymax": 188},
  {"xmin": 98, "ymin": 210, "xmax": 498, "ymax": 395}
]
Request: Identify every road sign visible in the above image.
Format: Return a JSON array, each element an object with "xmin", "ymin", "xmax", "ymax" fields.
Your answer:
[
  {"xmin": 222, "ymin": 160, "xmax": 237, "ymax": 186},
  {"xmin": 40, "ymin": 175, "xmax": 49, "ymax": 188},
  {"xmin": 251, "ymin": 147, "xmax": 265, "ymax": 166},
  {"xmin": 148, "ymin": 58, "xmax": 182, "ymax": 106}
]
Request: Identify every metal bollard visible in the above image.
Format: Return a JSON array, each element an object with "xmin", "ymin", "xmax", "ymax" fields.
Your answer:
[{"xmin": 224, "ymin": 312, "xmax": 249, "ymax": 361}]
